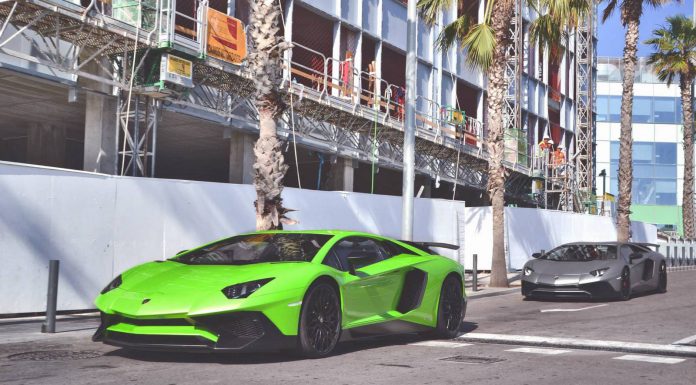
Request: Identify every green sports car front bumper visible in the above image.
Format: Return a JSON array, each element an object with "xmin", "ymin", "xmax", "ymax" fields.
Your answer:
[{"xmin": 93, "ymin": 311, "xmax": 297, "ymax": 352}]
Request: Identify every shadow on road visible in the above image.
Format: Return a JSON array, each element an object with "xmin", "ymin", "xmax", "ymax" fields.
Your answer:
[{"xmin": 104, "ymin": 322, "xmax": 479, "ymax": 364}]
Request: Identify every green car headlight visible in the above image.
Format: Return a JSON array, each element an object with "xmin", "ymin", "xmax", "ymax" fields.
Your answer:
[
  {"xmin": 100, "ymin": 275, "xmax": 122, "ymax": 294},
  {"xmin": 222, "ymin": 278, "xmax": 273, "ymax": 299}
]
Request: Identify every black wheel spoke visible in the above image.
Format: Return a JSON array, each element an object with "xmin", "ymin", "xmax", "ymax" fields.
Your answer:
[{"xmin": 302, "ymin": 285, "xmax": 340, "ymax": 356}]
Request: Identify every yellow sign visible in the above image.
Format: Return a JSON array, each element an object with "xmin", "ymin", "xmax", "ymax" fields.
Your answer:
[
  {"xmin": 207, "ymin": 9, "xmax": 247, "ymax": 64},
  {"xmin": 166, "ymin": 55, "xmax": 192, "ymax": 79}
]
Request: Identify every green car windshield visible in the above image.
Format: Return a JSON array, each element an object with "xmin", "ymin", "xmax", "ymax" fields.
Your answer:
[{"xmin": 173, "ymin": 233, "xmax": 333, "ymax": 265}]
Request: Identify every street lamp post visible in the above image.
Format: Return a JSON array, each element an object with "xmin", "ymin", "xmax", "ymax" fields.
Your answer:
[
  {"xmin": 401, "ymin": 0, "xmax": 417, "ymax": 241},
  {"xmin": 599, "ymin": 169, "xmax": 606, "ymax": 215}
]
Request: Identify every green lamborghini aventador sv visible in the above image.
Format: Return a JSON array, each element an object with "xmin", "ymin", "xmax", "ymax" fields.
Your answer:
[{"xmin": 93, "ymin": 230, "xmax": 466, "ymax": 357}]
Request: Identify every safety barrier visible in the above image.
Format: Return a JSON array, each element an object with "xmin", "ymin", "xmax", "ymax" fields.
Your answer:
[
  {"xmin": 660, "ymin": 239, "xmax": 696, "ymax": 271},
  {"xmin": 284, "ymin": 41, "xmax": 484, "ymax": 149}
]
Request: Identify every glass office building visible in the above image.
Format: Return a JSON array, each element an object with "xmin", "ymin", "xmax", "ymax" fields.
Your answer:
[{"xmin": 596, "ymin": 57, "xmax": 686, "ymax": 233}]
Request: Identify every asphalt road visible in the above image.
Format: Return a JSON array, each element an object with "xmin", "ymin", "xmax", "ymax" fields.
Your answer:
[{"xmin": 1, "ymin": 271, "xmax": 694, "ymax": 385}]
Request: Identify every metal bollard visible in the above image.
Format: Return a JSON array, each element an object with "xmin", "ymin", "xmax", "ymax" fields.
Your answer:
[
  {"xmin": 41, "ymin": 260, "xmax": 59, "ymax": 333},
  {"xmin": 472, "ymin": 254, "xmax": 478, "ymax": 292}
]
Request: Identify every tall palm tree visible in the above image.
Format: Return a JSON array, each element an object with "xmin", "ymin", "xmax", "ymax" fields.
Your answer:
[
  {"xmin": 645, "ymin": 15, "xmax": 696, "ymax": 239},
  {"xmin": 248, "ymin": 0, "xmax": 294, "ymax": 230},
  {"xmin": 601, "ymin": 0, "xmax": 672, "ymax": 241},
  {"xmin": 419, "ymin": 0, "xmax": 588, "ymax": 287}
]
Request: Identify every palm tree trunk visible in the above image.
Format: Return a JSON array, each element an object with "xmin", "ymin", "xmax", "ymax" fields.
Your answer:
[
  {"xmin": 249, "ymin": 0, "xmax": 291, "ymax": 230},
  {"xmin": 616, "ymin": 4, "xmax": 640, "ymax": 242},
  {"xmin": 680, "ymin": 75, "xmax": 695, "ymax": 238},
  {"xmin": 487, "ymin": 0, "xmax": 515, "ymax": 288}
]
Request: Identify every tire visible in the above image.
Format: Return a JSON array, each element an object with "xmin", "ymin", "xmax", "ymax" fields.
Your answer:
[
  {"xmin": 297, "ymin": 282, "xmax": 341, "ymax": 358},
  {"xmin": 656, "ymin": 261, "xmax": 667, "ymax": 294},
  {"xmin": 433, "ymin": 276, "xmax": 464, "ymax": 339},
  {"xmin": 618, "ymin": 267, "xmax": 631, "ymax": 301}
]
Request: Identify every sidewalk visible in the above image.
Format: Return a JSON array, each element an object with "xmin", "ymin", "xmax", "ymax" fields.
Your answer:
[{"xmin": 465, "ymin": 272, "xmax": 521, "ymax": 299}]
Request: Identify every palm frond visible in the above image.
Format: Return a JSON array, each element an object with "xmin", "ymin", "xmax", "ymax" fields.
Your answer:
[
  {"xmin": 417, "ymin": 0, "xmax": 454, "ymax": 24},
  {"xmin": 435, "ymin": 15, "xmax": 474, "ymax": 51},
  {"xmin": 601, "ymin": 0, "xmax": 618, "ymax": 23},
  {"xmin": 645, "ymin": 14, "xmax": 696, "ymax": 87},
  {"xmin": 463, "ymin": 22, "xmax": 496, "ymax": 71}
]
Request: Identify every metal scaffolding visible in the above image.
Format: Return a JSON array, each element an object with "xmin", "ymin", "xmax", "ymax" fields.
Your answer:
[
  {"xmin": 118, "ymin": 93, "xmax": 160, "ymax": 177},
  {"xmin": 573, "ymin": 5, "xmax": 597, "ymax": 212},
  {"xmin": 0, "ymin": 0, "xmax": 594, "ymax": 204}
]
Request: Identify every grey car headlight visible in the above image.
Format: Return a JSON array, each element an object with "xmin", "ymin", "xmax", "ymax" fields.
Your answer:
[
  {"xmin": 523, "ymin": 267, "xmax": 534, "ymax": 276},
  {"xmin": 590, "ymin": 268, "xmax": 610, "ymax": 277}
]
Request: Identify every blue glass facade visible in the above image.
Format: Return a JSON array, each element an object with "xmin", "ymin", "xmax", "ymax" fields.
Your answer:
[
  {"xmin": 597, "ymin": 95, "xmax": 683, "ymax": 124},
  {"xmin": 609, "ymin": 141, "xmax": 678, "ymax": 205}
]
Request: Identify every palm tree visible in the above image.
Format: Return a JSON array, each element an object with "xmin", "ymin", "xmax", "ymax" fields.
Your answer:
[
  {"xmin": 601, "ymin": 0, "xmax": 672, "ymax": 241},
  {"xmin": 645, "ymin": 15, "xmax": 696, "ymax": 239},
  {"xmin": 248, "ymin": 0, "xmax": 294, "ymax": 230},
  {"xmin": 419, "ymin": 0, "xmax": 588, "ymax": 287}
]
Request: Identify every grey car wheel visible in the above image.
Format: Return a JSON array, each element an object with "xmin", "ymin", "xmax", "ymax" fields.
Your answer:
[{"xmin": 619, "ymin": 267, "xmax": 631, "ymax": 300}]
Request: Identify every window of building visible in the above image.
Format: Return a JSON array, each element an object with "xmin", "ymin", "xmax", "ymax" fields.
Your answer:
[
  {"xmin": 653, "ymin": 97, "xmax": 677, "ymax": 124},
  {"xmin": 596, "ymin": 95, "xmax": 609, "ymax": 122},
  {"xmin": 608, "ymin": 96, "xmax": 621, "ymax": 122},
  {"xmin": 632, "ymin": 96, "xmax": 653, "ymax": 123},
  {"xmin": 609, "ymin": 141, "xmax": 677, "ymax": 206}
]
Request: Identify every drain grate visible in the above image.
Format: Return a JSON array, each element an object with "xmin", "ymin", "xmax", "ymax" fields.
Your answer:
[
  {"xmin": 440, "ymin": 355, "xmax": 505, "ymax": 364},
  {"xmin": 8, "ymin": 350, "xmax": 102, "ymax": 361},
  {"xmin": 377, "ymin": 363, "xmax": 414, "ymax": 368}
]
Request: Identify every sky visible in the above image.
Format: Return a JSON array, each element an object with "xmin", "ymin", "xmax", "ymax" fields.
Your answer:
[{"xmin": 597, "ymin": 0, "xmax": 694, "ymax": 57}]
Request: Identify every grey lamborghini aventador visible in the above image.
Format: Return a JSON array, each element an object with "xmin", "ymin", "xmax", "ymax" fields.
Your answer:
[{"xmin": 521, "ymin": 242, "xmax": 667, "ymax": 300}]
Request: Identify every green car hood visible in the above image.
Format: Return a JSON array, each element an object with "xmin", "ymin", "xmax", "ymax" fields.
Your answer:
[{"xmin": 96, "ymin": 261, "xmax": 314, "ymax": 317}]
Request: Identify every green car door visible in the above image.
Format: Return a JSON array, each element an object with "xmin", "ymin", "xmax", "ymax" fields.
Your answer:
[{"xmin": 327, "ymin": 236, "xmax": 406, "ymax": 327}]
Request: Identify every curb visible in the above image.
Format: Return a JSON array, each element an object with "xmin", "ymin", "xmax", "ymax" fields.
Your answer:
[
  {"xmin": 467, "ymin": 288, "xmax": 519, "ymax": 300},
  {"xmin": 456, "ymin": 332, "xmax": 696, "ymax": 358}
]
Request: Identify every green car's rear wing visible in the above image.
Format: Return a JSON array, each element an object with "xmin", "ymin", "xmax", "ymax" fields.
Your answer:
[{"xmin": 401, "ymin": 241, "xmax": 460, "ymax": 254}]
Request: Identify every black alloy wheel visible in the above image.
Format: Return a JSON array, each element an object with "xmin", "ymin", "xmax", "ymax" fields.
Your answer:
[
  {"xmin": 434, "ymin": 276, "xmax": 463, "ymax": 339},
  {"xmin": 298, "ymin": 282, "xmax": 341, "ymax": 358},
  {"xmin": 657, "ymin": 261, "xmax": 667, "ymax": 293},
  {"xmin": 619, "ymin": 267, "xmax": 631, "ymax": 301}
]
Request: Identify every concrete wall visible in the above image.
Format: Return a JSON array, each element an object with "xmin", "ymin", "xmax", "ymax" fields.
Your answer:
[{"xmin": 0, "ymin": 162, "xmax": 657, "ymax": 314}]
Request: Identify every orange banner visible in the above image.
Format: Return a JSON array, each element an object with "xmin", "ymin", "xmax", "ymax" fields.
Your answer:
[{"xmin": 206, "ymin": 8, "xmax": 247, "ymax": 64}]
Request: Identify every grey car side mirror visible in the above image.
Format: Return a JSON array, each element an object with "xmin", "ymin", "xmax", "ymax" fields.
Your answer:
[{"xmin": 532, "ymin": 252, "xmax": 541, "ymax": 259}]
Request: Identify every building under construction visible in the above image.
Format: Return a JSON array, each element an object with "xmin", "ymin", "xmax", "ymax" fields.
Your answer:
[{"xmin": 0, "ymin": 0, "xmax": 597, "ymax": 209}]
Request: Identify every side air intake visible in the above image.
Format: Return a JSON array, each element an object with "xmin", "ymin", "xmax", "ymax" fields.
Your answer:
[{"xmin": 396, "ymin": 269, "xmax": 427, "ymax": 313}]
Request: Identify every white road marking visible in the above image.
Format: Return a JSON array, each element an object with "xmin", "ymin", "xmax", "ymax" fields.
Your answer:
[
  {"xmin": 613, "ymin": 355, "xmax": 685, "ymax": 364},
  {"xmin": 456, "ymin": 333, "xmax": 696, "ymax": 357},
  {"xmin": 506, "ymin": 347, "xmax": 571, "ymax": 355},
  {"xmin": 672, "ymin": 334, "xmax": 696, "ymax": 346},
  {"xmin": 410, "ymin": 341, "xmax": 472, "ymax": 348},
  {"xmin": 540, "ymin": 304, "xmax": 608, "ymax": 313}
]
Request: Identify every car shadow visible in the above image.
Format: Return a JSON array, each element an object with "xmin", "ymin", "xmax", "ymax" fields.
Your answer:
[
  {"xmin": 104, "ymin": 322, "xmax": 479, "ymax": 364},
  {"xmin": 522, "ymin": 290, "xmax": 661, "ymax": 304}
]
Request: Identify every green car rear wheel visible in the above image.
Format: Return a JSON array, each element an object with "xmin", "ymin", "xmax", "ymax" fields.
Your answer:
[{"xmin": 434, "ymin": 276, "xmax": 463, "ymax": 339}]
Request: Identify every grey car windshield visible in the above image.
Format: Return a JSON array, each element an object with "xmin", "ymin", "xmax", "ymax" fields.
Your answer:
[
  {"xmin": 540, "ymin": 244, "xmax": 617, "ymax": 262},
  {"xmin": 173, "ymin": 233, "xmax": 332, "ymax": 265}
]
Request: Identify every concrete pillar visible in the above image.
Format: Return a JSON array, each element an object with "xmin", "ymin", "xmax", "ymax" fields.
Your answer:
[
  {"xmin": 81, "ymin": 54, "xmax": 118, "ymax": 175},
  {"xmin": 328, "ymin": 157, "xmax": 355, "ymax": 192},
  {"xmin": 27, "ymin": 123, "xmax": 66, "ymax": 167},
  {"xmin": 83, "ymin": 93, "xmax": 118, "ymax": 174},
  {"xmin": 228, "ymin": 131, "xmax": 255, "ymax": 184},
  {"xmin": 416, "ymin": 174, "xmax": 432, "ymax": 198}
]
